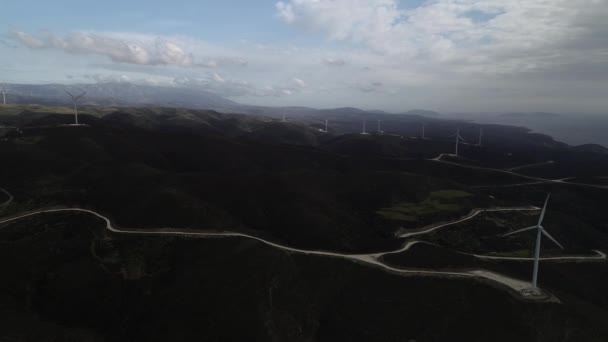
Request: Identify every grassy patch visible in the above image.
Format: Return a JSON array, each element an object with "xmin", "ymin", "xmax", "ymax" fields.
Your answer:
[
  {"xmin": 429, "ymin": 190, "xmax": 471, "ymax": 200},
  {"xmin": 490, "ymin": 249, "xmax": 531, "ymax": 257},
  {"xmin": 376, "ymin": 210, "xmax": 416, "ymax": 222},
  {"xmin": 377, "ymin": 190, "xmax": 472, "ymax": 222},
  {"xmin": 12, "ymin": 136, "xmax": 44, "ymax": 145}
]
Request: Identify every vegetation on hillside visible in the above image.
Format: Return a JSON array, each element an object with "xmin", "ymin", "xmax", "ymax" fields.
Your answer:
[{"xmin": 2, "ymin": 106, "xmax": 608, "ymax": 341}]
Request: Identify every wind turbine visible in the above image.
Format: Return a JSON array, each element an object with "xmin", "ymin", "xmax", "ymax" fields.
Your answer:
[
  {"xmin": 324, "ymin": 119, "xmax": 328, "ymax": 133},
  {"xmin": 478, "ymin": 127, "xmax": 484, "ymax": 146},
  {"xmin": 65, "ymin": 90, "xmax": 87, "ymax": 125},
  {"xmin": 1, "ymin": 89, "xmax": 5, "ymax": 105},
  {"xmin": 451, "ymin": 128, "xmax": 465, "ymax": 156},
  {"xmin": 421, "ymin": 123, "xmax": 426, "ymax": 139},
  {"xmin": 361, "ymin": 120, "xmax": 369, "ymax": 135},
  {"xmin": 502, "ymin": 194, "xmax": 564, "ymax": 290},
  {"xmin": 377, "ymin": 120, "xmax": 383, "ymax": 133},
  {"xmin": 281, "ymin": 108, "xmax": 287, "ymax": 122}
]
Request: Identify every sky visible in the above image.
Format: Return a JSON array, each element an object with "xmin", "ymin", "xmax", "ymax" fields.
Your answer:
[{"xmin": 1, "ymin": 0, "xmax": 607, "ymax": 113}]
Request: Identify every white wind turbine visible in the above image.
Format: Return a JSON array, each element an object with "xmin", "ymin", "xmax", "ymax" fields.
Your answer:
[
  {"xmin": 478, "ymin": 127, "xmax": 484, "ymax": 146},
  {"xmin": 361, "ymin": 120, "xmax": 369, "ymax": 135},
  {"xmin": 421, "ymin": 123, "xmax": 426, "ymax": 139},
  {"xmin": 65, "ymin": 90, "xmax": 87, "ymax": 125},
  {"xmin": 502, "ymin": 194, "xmax": 564, "ymax": 290},
  {"xmin": 451, "ymin": 128, "xmax": 465, "ymax": 156},
  {"xmin": 282, "ymin": 108, "xmax": 287, "ymax": 122},
  {"xmin": 324, "ymin": 119, "xmax": 328, "ymax": 133},
  {"xmin": 1, "ymin": 89, "xmax": 6, "ymax": 105},
  {"xmin": 377, "ymin": 120, "xmax": 383, "ymax": 133}
]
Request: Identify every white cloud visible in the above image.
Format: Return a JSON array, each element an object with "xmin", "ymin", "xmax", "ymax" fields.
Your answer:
[
  {"xmin": 11, "ymin": 31, "xmax": 249, "ymax": 69},
  {"xmin": 276, "ymin": 0, "xmax": 608, "ymax": 75},
  {"xmin": 154, "ymin": 38, "xmax": 191, "ymax": 65},
  {"xmin": 83, "ymin": 73, "xmax": 166, "ymax": 86},
  {"xmin": 276, "ymin": 1, "xmax": 296, "ymax": 22},
  {"xmin": 13, "ymin": 31, "xmax": 46, "ymax": 48},
  {"xmin": 293, "ymin": 77, "xmax": 306, "ymax": 88},
  {"xmin": 85, "ymin": 73, "xmax": 132, "ymax": 83},
  {"xmin": 323, "ymin": 57, "xmax": 346, "ymax": 66},
  {"xmin": 14, "ymin": 31, "xmax": 155, "ymax": 65},
  {"xmin": 173, "ymin": 73, "xmax": 307, "ymax": 98},
  {"xmin": 276, "ymin": 0, "xmax": 410, "ymax": 54},
  {"xmin": 212, "ymin": 72, "xmax": 225, "ymax": 83}
]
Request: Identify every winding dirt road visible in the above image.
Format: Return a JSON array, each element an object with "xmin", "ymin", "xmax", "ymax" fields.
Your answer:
[
  {"xmin": 398, "ymin": 207, "xmax": 540, "ymax": 239},
  {"xmin": 393, "ymin": 240, "xmax": 606, "ymax": 262},
  {"xmin": 432, "ymin": 154, "xmax": 608, "ymax": 190},
  {"xmin": 472, "ymin": 250, "xmax": 607, "ymax": 261},
  {"xmin": 1, "ymin": 151, "xmax": 606, "ymax": 301},
  {"xmin": 0, "ymin": 206, "xmax": 604, "ymax": 298},
  {"xmin": 507, "ymin": 161, "xmax": 555, "ymax": 172}
]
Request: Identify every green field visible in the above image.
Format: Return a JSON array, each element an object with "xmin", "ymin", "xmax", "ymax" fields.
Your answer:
[
  {"xmin": 377, "ymin": 190, "xmax": 472, "ymax": 222},
  {"xmin": 490, "ymin": 249, "xmax": 532, "ymax": 257}
]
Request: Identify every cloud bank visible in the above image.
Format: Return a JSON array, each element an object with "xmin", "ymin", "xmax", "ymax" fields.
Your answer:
[
  {"xmin": 12, "ymin": 31, "xmax": 246, "ymax": 68},
  {"xmin": 276, "ymin": 0, "xmax": 608, "ymax": 75},
  {"xmin": 5, "ymin": 0, "xmax": 608, "ymax": 113}
]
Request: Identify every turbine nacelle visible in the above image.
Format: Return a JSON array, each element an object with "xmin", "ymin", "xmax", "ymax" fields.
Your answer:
[
  {"xmin": 502, "ymin": 225, "xmax": 564, "ymax": 250},
  {"xmin": 65, "ymin": 90, "xmax": 87, "ymax": 102}
]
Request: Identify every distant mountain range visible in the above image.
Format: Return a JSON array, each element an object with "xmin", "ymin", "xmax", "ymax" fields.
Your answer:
[
  {"xmin": 401, "ymin": 109, "xmax": 441, "ymax": 117},
  {"xmin": 0, "ymin": 82, "xmax": 441, "ymax": 119},
  {"xmin": 499, "ymin": 112, "xmax": 560, "ymax": 119},
  {"xmin": 0, "ymin": 82, "xmax": 242, "ymax": 112},
  {"xmin": 10, "ymin": 82, "xmax": 602, "ymax": 147}
]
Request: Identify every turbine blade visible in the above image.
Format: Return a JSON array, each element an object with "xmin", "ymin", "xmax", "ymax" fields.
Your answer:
[
  {"xmin": 75, "ymin": 91, "xmax": 87, "ymax": 101},
  {"xmin": 64, "ymin": 90, "xmax": 74, "ymax": 99},
  {"xmin": 458, "ymin": 135, "xmax": 465, "ymax": 141},
  {"xmin": 503, "ymin": 225, "xmax": 537, "ymax": 237},
  {"xmin": 537, "ymin": 194, "xmax": 551, "ymax": 225},
  {"xmin": 541, "ymin": 228, "xmax": 564, "ymax": 249}
]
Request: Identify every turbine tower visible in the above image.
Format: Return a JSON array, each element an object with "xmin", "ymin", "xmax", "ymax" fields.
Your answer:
[
  {"xmin": 422, "ymin": 123, "xmax": 426, "ymax": 139},
  {"xmin": 281, "ymin": 108, "xmax": 286, "ymax": 122},
  {"xmin": 65, "ymin": 90, "xmax": 87, "ymax": 125},
  {"xmin": 361, "ymin": 120, "xmax": 369, "ymax": 135},
  {"xmin": 1, "ymin": 89, "xmax": 5, "ymax": 105},
  {"xmin": 502, "ymin": 194, "xmax": 564, "ymax": 290},
  {"xmin": 377, "ymin": 120, "xmax": 383, "ymax": 133},
  {"xmin": 324, "ymin": 119, "xmax": 328, "ymax": 133},
  {"xmin": 478, "ymin": 127, "xmax": 484, "ymax": 146},
  {"xmin": 452, "ymin": 128, "xmax": 465, "ymax": 156}
]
